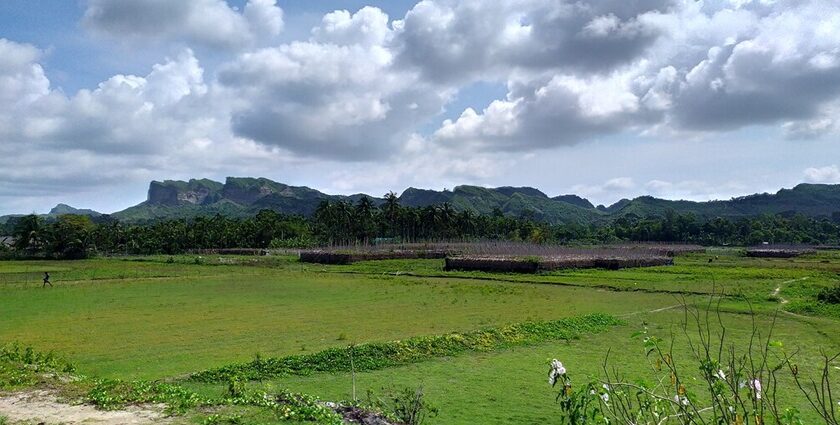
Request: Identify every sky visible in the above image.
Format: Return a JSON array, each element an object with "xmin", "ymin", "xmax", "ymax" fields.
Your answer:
[{"xmin": 1, "ymin": 0, "xmax": 840, "ymax": 215}]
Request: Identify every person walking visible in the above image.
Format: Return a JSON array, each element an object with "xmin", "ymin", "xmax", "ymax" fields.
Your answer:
[{"xmin": 42, "ymin": 271, "xmax": 52, "ymax": 288}]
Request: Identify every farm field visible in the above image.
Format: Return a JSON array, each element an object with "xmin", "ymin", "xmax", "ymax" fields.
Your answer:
[{"xmin": 1, "ymin": 249, "xmax": 839, "ymax": 424}]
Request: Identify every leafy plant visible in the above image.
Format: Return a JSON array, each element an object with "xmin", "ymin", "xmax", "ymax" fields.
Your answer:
[
  {"xmin": 366, "ymin": 386, "xmax": 439, "ymax": 425},
  {"xmin": 202, "ymin": 413, "xmax": 244, "ymax": 425},
  {"xmin": 549, "ymin": 298, "xmax": 839, "ymax": 424}
]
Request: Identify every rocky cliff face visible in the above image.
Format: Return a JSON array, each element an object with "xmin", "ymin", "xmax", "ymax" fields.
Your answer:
[
  {"xmin": 147, "ymin": 182, "xmax": 178, "ymax": 205},
  {"xmin": 147, "ymin": 179, "xmax": 223, "ymax": 206},
  {"xmin": 221, "ymin": 177, "xmax": 286, "ymax": 205}
]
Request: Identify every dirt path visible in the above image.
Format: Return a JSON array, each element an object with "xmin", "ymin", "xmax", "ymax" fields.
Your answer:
[
  {"xmin": 771, "ymin": 277, "xmax": 809, "ymax": 305},
  {"xmin": 619, "ymin": 303, "xmax": 683, "ymax": 318},
  {"xmin": 0, "ymin": 390, "xmax": 171, "ymax": 425}
]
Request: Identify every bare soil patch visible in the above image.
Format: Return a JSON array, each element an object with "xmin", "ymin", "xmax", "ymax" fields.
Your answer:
[{"xmin": 0, "ymin": 390, "xmax": 171, "ymax": 425}]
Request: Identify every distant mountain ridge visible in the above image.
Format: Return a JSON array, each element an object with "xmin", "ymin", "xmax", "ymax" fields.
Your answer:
[
  {"xmin": 3, "ymin": 178, "xmax": 840, "ymax": 226},
  {"xmin": 113, "ymin": 177, "xmax": 381, "ymax": 222}
]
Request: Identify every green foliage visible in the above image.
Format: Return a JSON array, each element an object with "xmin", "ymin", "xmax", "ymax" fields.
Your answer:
[
  {"xmin": 87, "ymin": 378, "xmax": 206, "ymax": 414},
  {"xmin": 0, "ymin": 343, "xmax": 75, "ymax": 374},
  {"xmin": 551, "ymin": 302, "xmax": 840, "ymax": 425},
  {"xmin": 269, "ymin": 235, "xmax": 316, "ymax": 249},
  {"xmin": 203, "ymin": 413, "xmax": 245, "ymax": 425},
  {"xmin": 0, "ymin": 344, "xmax": 75, "ymax": 390},
  {"xmin": 817, "ymin": 283, "xmax": 840, "ymax": 304},
  {"xmin": 84, "ymin": 377, "xmax": 342, "ymax": 422},
  {"xmin": 7, "ymin": 191, "xmax": 840, "ymax": 259},
  {"xmin": 191, "ymin": 314, "xmax": 622, "ymax": 382}
]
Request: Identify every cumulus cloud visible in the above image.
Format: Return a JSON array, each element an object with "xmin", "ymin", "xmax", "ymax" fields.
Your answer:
[
  {"xmin": 82, "ymin": 0, "xmax": 284, "ymax": 49},
  {"xmin": 0, "ymin": 40, "xmax": 297, "ymax": 209},
  {"xmin": 431, "ymin": 0, "xmax": 840, "ymax": 150},
  {"xmin": 312, "ymin": 6, "xmax": 392, "ymax": 47},
  {"xmin": 5, "ymin": 0, "xmax": 840, "ymax": 213},
  {"xmin": 434, "ymin": 71, "xmax": 646, "ymax": 150},
  {"xmin": 804, "ymin": 165, "xmax": 840, "ymax": 184},
  {"xmin": 0, "ymin": 39, "xmax": 49, "ymax": 110},
  {"xmin": 393, "ymin": 0, "xmax": 671, "ymax": 83},
  {"xmin": 218, "ymin": 8, "xmax": 452, "ymax": 159}
]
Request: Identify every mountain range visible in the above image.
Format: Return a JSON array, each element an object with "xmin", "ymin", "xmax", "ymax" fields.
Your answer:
[{"xmin": 3, "ymin": 177, "xmax": 840, "ymax": 226}]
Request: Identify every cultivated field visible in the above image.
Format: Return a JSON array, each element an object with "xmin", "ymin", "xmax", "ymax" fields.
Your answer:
[{"xmin": 1, "ymin": 249, "xmax": 839, "ymax": 424}]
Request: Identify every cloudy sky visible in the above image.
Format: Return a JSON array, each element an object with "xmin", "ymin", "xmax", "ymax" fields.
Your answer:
[{"xmin": 1, "ymin": 0, "xmax": 840, "ymax": 215}]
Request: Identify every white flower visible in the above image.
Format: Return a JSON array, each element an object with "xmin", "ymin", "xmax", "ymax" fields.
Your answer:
[
  {"xmin": 716, "ymin": 369, "xmax": 727, "ymax": 380},
  {"xmin": 602, "ymin": 383, "xmax": 610, "ymax": 391},
  {"xmin": 729, "ymin": 406, "xmax": 735, "ymax": 413},
  {"xmin": 600, "ymin": 393, "xmax": 610, "ymax": 403},
  {"xmin": 748, "ymin": 378, "xmax": 762, "ymax": 400},
  {"xmin": 548, "ymin": 359, "xmax": 566, "ymax": 386},
  {"xmin": 673, "ymin": 395, "xmax": 690, "ymax": 406}
]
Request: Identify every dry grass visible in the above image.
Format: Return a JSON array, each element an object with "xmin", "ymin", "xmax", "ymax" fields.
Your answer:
[
  {"xmin": 745, "ymin": 245, "xmax": 817, "ymax": 258},
  {"xmin": 298, "ymin": 242, "xmax": 702, "ymax": 265}
]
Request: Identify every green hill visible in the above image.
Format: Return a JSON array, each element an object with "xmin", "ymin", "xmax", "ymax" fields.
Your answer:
[
  {"xmin": 611, "ymin": 184, "xmax": 840, "ymax": 219},
  {"xmin": 398, "ymin": 185, "xmax": 603, "ymax": 225},
  {"xmin": 8, "ymin": 178, "xmax": 839, "ymax": 226}
]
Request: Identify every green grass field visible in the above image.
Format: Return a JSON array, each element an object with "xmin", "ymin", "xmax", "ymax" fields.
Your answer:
[{"xmin": 1, "ymin": 250, "xmax": 838, "ymax": 423}]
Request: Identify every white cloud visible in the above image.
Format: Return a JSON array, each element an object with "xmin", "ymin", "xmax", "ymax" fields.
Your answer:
[
  {"xmin": 218, "ymin": 7, "xmax": 453, "ymax": 159},
  {"xmin": 393, "ymin": 0, "xmax": 669, "ymax": 83},
  {"xmin": 0, "ymin": 39, "xmax": 50, "ymax": 109},
  {"xmin": 5, "ymin": 1, "xmax": 840, "ymax": 214},
  {"xmin": 804, "ymin": 165, "xmax": 840, "ymax": 184},
  {"xmin": 312, "ymin": 6, "xmax": 392, "ymax": 47},
  {"xmin": 571, "ymin": 177, "xmax": 637, "ymax": 201},
  {"xmin": 429, "ymin": 0, "xmax": 840, "ymax": 150},
  {"xmin": 82, "ymin": 0, "xmax": 284, "ymax": 49}
]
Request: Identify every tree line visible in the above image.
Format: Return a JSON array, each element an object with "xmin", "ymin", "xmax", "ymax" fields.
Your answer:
[{"xmin": 2, "ymin": 194, "xmax": 839, "ymax": 259}]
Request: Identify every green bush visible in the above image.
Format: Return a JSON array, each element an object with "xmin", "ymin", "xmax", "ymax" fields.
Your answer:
[
  {"xmin": 817, "ymin": 283, "xmax": 840, "ymax": 304},
  {"xmin": 366, "ymin": 386, "xmax": 438, "ymax": 425}
]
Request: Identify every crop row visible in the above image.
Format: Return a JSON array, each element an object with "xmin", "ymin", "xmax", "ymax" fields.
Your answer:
[{"xmin": 189, "ymin": 313, "xmax": 623, "ymax": 383}]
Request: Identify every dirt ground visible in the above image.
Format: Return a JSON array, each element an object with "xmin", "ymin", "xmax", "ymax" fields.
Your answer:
[{"xmin": 0, "ymin": 390, "xmax": 172, "ymax": 424}]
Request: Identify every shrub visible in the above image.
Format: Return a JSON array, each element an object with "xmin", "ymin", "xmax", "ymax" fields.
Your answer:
[
  {"xmin": 366, "ymin": 386, "xmax": 439, "ymax": 425},
  {"xmin": 817, "ymin": 283, "xmax": 840, "ymax": 304}
]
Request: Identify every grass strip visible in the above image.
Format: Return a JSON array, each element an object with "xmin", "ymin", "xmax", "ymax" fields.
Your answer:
[{"xmin": 190, "ymin": 313, "xmax": 623, "ymax": 383}]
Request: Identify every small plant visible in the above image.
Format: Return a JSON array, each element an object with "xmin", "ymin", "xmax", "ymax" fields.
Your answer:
[
  {"xmin": 203, "ymin": 413, "xmax": 244, "ymax": 425},
  {"xmin": 366, "ymin": 386, "xmax": 439, "ymax": 425},
  {"xmin": 226, "ymin": 375, "xmax": 247, "ymax": 400}
]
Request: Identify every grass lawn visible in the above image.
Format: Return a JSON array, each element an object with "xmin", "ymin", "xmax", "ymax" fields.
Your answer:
[
  {"xmin": 253, "ymin": 310, "xmax": 840, "ymax": 424},
  {"xmin": 1, "ymin": 251, "xmax": 838, "ymax": 424},
  {"xmin": 0, "ymin": 259, "xmax": 679, "ymax": 379}
]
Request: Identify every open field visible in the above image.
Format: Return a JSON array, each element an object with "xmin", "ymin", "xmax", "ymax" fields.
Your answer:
[{"xmin": 1, "ymin": 249, "xmax": 839, "ymax": 423}]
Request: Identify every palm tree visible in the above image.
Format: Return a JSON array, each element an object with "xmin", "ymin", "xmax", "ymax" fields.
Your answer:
[{"xmin": 382, "ymin": 192, "xmax": 401, "ymax": 238}]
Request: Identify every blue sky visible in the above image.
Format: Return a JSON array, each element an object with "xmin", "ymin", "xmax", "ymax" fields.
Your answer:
[{"xmin": 1, "ymin": 0, "xmax": 839, "ymax": 215}]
